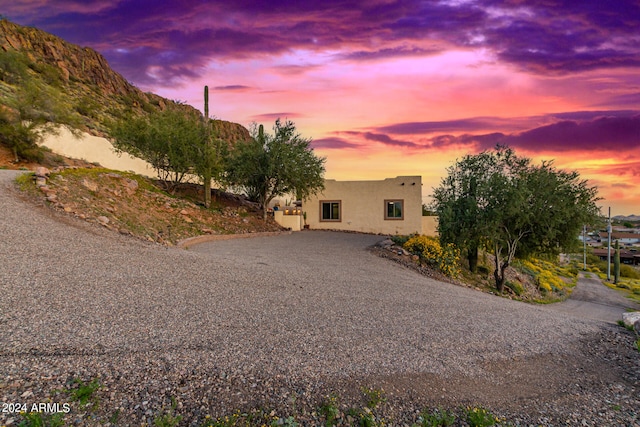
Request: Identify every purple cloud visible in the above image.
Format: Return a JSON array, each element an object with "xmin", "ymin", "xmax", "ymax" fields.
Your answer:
[
  {"xmin": 415, "ymin": 114, "xmax": 640, "ymax": 153},
  {"xmin": 362, "ymin": 132, "xmax": 418, "ymax": 148},
  {"xmin": 312, "ymin": 137, "xmax": 360, "ymax": 150},
  {"xmin": 377, "ymin": 117, "xmax": 535, "ymax": 135},
  {"xmin": 505, "ymin": 115, "xmax": 640, "ymax": 151},
  {"xmin": 341, "ymin": 46, "xmax": 443, "ymax": 61},
  {"xmin": 4, "ymin": 0, "xmax": 640, "ymax": 86},
  {"xmin": 250, "ymin": 112, "xmax": 304, "ymax": 122},
  {"xmin": 213, "ymin": 85, "xmax": 253, "ymax": 91},
  {"xmin": 598, "ymin": 93, "xmax": 640, "ymax": 108}
]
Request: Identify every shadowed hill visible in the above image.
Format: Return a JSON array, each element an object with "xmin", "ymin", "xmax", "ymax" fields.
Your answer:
[{"xmin": 0, "ymin": 18, "xmax": 250, "ymax": 143}]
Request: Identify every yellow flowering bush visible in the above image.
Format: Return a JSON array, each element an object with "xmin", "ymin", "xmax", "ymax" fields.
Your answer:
[
  {"xmin": 403, "ymin": 235, "xmax": 461, "ymax": 278},
  {"xmin": 516, "ymin": 258, "xmax": 573, "ymax": 293},
  {"xmin": 403, "ymin": 235, "xmax": 440, "ymax": 262},
  {"xmin": 537, "ymin": 270, "xmax": 566, "ymax": 292}
]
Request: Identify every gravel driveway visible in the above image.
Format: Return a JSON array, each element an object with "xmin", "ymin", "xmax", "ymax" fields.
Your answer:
[{"xmin": 1, "ymin": 170, "xmax": 639, "ymax": 425}]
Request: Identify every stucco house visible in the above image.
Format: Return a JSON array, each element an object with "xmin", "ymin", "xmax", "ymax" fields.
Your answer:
[{"xmin": 302, "ymin": 176, "xmax": 430, "ymax": 235}]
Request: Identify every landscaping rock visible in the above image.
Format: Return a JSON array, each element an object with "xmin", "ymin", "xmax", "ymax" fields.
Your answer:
[
  {"xmin": 34, "ymin": 166, "xmax": 50, "ymax": 177},
  {"xmin": 97, "ymin": 215, "xmax": 109, "ymax": 225},
  {"xmin": 35, "ymin": 176, "xmax": 47, "ymax": 187},
  {"xmin": 379, "ymin": 238, "xmax": 394, "ymax": 248},
  {"xmin": 622, "ymin": 311, "xmax": 640, "ymax": 328},
  {"xmin": 81, "ymin": 178, "xmax": 99, "ymax": 192},
  {"xmin": 124, "ymin": 178, "xmax": 138, "ymax": 194}
]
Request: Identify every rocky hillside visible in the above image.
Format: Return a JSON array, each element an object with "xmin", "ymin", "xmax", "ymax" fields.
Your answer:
[
  {"xmin": 0, "ymin": 18, "xmax": 250, "ymax": 141},
  {"xmin": 17, "ymin": 166, "xmax": 283, "ymax": 245}
]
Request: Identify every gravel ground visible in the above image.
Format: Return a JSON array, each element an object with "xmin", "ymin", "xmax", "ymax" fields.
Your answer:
[{"xmin": 1, "ymin": 170, "xmax": 639, "ymax": 426}]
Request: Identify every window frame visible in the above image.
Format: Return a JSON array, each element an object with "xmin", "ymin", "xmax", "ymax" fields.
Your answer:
[
  {"xmin": 320, "ymin": 200, "xmax": 342, "ymax": 222},
  {"xmin": 384, "ymin": 199, "xmax": 404, "ymax": 220}
]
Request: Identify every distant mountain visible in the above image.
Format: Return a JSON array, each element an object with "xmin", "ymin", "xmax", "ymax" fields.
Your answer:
[
  {"xmin": 613, "ymin": 214, "xmax": 640, "ymax": 222},
  {"xmin": 0, "ymin": 19, "xmax": 250, "ymax": 142}
]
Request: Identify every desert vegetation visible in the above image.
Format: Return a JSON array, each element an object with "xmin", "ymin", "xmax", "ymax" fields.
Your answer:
[
  {"xmin": 11, "ymin": 381, "xmax": 509, "ymax": 427},
  {"xmin": 431, "ymin": 146, "xmax": 600, "ymax": 293}
]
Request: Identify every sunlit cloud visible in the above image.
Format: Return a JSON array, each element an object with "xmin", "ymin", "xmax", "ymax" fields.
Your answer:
[{"xmin": 4, "ymin": 0, "xmax": 640, "ymax": 214}]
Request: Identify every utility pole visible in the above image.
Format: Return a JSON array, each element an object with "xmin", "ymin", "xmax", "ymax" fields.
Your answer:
[
  {"xmin": 583, "ymin": 224, "xmax": 587, "ymax": 271},
  {"xmin": 607, "ymin": 207, "xmax": 612, "ymax": 281}
]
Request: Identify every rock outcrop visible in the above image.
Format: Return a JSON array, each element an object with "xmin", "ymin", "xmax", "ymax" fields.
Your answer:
[
  {"xmin": 0, "ymin": 19, "xmax": 251, "ymax": 143},
  {"xmin": 1, "ymin": 19, "xmax": 144, "ymax": 99}
]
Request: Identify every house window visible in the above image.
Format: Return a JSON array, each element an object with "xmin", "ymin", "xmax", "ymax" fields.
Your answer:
[
  {"xmin": 320, "ymin": 200, "xmax": 341, "ymax": 221},
  {"xmin": 385, "ymin": 199, "xmax": 403, "ymax": 220}
]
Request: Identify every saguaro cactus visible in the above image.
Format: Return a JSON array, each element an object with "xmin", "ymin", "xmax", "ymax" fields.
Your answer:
[
  {"xmin": 258, "ymin": 124, "xmax": 264, "ymax": 144},
  {"xmin": 203, "ymin": 85, "xmax": 211, "ymax": 208},
  {"xmin": 204, "ymin": 85, "xmax": 209, "ymax": 121}
]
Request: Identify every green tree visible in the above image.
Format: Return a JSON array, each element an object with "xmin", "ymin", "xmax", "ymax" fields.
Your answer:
[
  {"xmin": 110, "ymin": 106, "xmax": 206, "ymax": 193},
  {"xmin": 433, "ymin": 152, "xmax": 492, "ymax": 272},
  {"xmin": 0, "ymin": 64, "xmax": 81, "ymax": 162},
  {"xmin": 433, "ymin": 146, "xmax": 600, "ymax": 292},
  {"xmin": 224, "ymin": 119, "xmax": 326, "ymax": 220}
]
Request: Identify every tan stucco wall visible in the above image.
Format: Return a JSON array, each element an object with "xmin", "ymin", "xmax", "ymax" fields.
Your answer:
[
  {"xmin": 421, "ymin": 216, "xmax": 439, "ymax": 236},
  {"xmin": 40, "ymin": 126, "xmax": 155, "ymax": 176},
  {"xmin": 274, "ymin": 211, "xmax": 303, "ymax": 231},
  {"xmin": 304, "ymin": 176, "xmax": 422, "ymax": 235}
]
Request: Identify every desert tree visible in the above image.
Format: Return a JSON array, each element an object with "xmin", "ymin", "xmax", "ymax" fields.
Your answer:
[
  {"xmin": 110, "ymin": 106, "xmax": 206, "ymax": 193},
  {"xmin": 433, "ymin": 146, "xmax": 600, "ymax": 292},
  {"xmin": 0, "ymin": 51, "xmax": 81, "ymax": 162},
  {"xmin": 223, "ymin": 119, "xmax": 326, "ymax": 220}
]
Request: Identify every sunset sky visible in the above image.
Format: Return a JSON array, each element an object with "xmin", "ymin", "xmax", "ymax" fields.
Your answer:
[{"xmin": 5, "ymin": 1, "xmax": 640, "ymax": 215}]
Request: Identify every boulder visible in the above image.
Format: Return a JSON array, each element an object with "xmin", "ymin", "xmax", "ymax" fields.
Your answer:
[
  {"xmin": 622, "ymin": 311, "xmax": 640, "ymax": 328},
  {"xmin": 34, "ymin": 166, "xmax": 50, "ymax": 177},
  {"xmin": 379, "ymin": 238, "xmax": 394, "ymax": 248}
]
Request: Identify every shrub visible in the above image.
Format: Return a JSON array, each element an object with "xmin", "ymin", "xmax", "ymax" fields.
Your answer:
[
  {"xmin": 390, "ymin": 234, "xmax": 413, "ymax": 246},
  {"xmin": 404, "ymin": 235, "xmax": 441, "ymax": 264},
  {"xmin": 403, "ymin": 236, "xmax": 461, "ymax": 277},
  {"xmin": 417, "ymin": 407, "xmax": 456, "ymax": 426},
  {"xmin": 505, "ymin": 280, "xmax": 524, "ymax": 296},
  {"xmin": 476, "ymin": 265, "xmax": 490, "ymax": 276},
  {"xmin": 620, "ymin": 265, "xmax": 640, "ymax": 279},
  {"xmin": 516, "ymin": 258, "xmax": 571, "ymax": 294},
  {"xmin": 465, "ymin": 407, "xmax": 499, "ymax": 427},
  {"xmin": 536, "ymin": 270, "xmax": 566, "ymax": 292}
]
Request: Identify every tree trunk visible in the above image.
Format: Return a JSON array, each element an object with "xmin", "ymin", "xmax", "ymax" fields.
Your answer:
[
  {"xmin": 493, "ymin": 243, "xmax": 507, "ymax": 293},
  {"xmin": 204, "ymin": 174, "xmax": 211, "ymax": 208},
  {"xmin": 467, "ymin": 244, "xmax": 478, "ymax": 273},
  {"xmin": 494, "ymin": 265, "xmax": 507, "ymax": 293}
]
